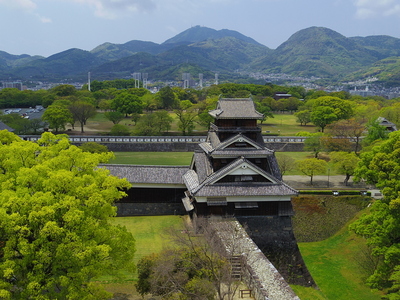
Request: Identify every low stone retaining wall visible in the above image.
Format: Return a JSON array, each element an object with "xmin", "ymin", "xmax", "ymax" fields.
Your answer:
[
  {"xmin": 209, "ymin": 220, "xmax": 300, "ymax": 300},
  {"xmin": 115, "ymin": 202, "xmax": 186, "ymax": 216},
  {"xmin": 21, "ymin": 135, "xmax": 305, "ymax": 152}
]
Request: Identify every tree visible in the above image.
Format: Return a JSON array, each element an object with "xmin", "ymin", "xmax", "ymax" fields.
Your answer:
[
  {"xmin": 255, "ymin": 100, "xmax": 274, "ymax": 124},
  {"xmin": 110, "ymin": 124, "xmax": 131, "ymax": 136},
  {"xmin": 276, "ymin": 153, "xmax": 296, "ymax": 175},
  {"xmin": 158, "ymin": 86, "xmax": 177, "ymax": 109},
  {"xmin": 136, "ymin": 218, "xmax": 242, "ymax": 300},
  {"xmin": 111, "ymin": 91, "xmax": 143, "ymax": 117},
  {"xmin": 327, "ymin": 118, "xmax": 366, "ymax": 153},
  {"xmin": 69, "ymin": 101, "xmax": 97, "ymax": 133},
  {"xmin": 330, "ymin": 151, "xmax": 360, "ymax": 185},
  {"xmin": 134, "ymin": 114, "xmax": 158, "ymax": 136},
  {"xmin": 297, "ymin": 158, "xmax": 327, "ymax": 185},
  {"xmin": 42, "ymin": 104, "xmax": 73, "ymax": 133},
  {"xmin": 153, "ymin": 110, "xmax": 173, "ymax": 133},
  {"xmin": 175, "ymin": 106, "xmax": 198, "ymax": 136},
  {"xmin": 79, "ymin": 142, "xmax": 109, "ymax": 153},
  {"xmin": 104, "ymin": 111, "xmax": 124, "ymax": 124},
  {"xmin": 0, "ymin": 132, "xmax": 135, "ymax": 299},
  {"xmin": 50, "ymin": 84, "xmax": 76, "ymax": 97},
  {"xmin": 362, "ymin": 119, "xmax": 389, "ymax": 147},
  {"xmin": 310, "ymin": 106, "xmax": 338, "ymax": 132},
  {"xmin": 321, "ymin": 136, "xmax": 353, "ymax": 153},
  {"xmin": 303, "ymin": 133, "xmax": 324, "ymax": 158},
  {"xmin": 350, "ymin": 131, "xmax": 400, "ymax": 297},
  {"xmin": 294, "ymin": 110, "xmax": 311, "ymax": 126},
  {"xmin": 310, "ymin": 96, "xmax": 354, "ymax": 132}
]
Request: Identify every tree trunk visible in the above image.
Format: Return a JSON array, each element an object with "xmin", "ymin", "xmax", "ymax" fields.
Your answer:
[{"xmin": 344, "ymin": 174, "xmax": 351, "ymax": 186}]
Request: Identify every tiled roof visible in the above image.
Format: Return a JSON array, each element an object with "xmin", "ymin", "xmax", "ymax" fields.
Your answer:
[
  {"xmin": 214, "ymin": 133, "xmax": 263, "ymax": 151},
  {"xmin": 103, "ymin": 164, "xmax": 189, "ymax": 184},
  {"xmin": 207, "ymin": 131, "xmax": 220, "ymax": 148},
  {"xmin": 194, "ymin": 184, "xmax": 297, "ymax": 197},
  {"xmin": 192, "ymin": 151, "xmax": 212, "ymax": 182},
  {"xmin": 182, "ymin": 169, "xmax": 199, "ymax": 191},
  {"xmin": 208, "ymin": 98, "xmax": 264, "ymax": 119},
  {"xmin": 210, "ymin": 149, "xmax": 275, "ymax": 157},
  {"xmin": 0, "ymin": 122, "xmax": 14, "ymax": 132},
  {"xmin": 185, "ymin": 157, "xmax": 297, "ymax": 197}
]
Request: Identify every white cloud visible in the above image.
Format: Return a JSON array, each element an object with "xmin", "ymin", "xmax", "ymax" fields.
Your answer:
[
  {"xmin": 0, "ymin": 0, "xmax": 37, "ymax": 11},
  {"xmin": 70, "ymin": 0, "xmax": 157, "ymax": 19},
  {"xmin": 354, "ymin": 0, "xmax": 400, "ymax": 18}
]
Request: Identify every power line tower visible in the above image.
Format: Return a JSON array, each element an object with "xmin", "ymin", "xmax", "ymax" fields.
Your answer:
[
  {"xmin": 142, "ymin": 73, "xmax": 148, "ymax": 89},
  {"xmin": 215, "ymin": 73, "xmax": 219, "ymax": 85},
  {"xmin": 132, "ymin": 72, "xmax": 141, "ymax": 88}
]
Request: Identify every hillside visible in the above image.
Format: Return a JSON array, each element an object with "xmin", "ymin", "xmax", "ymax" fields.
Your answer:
[
  {"xmin": 252, "ymin": 27, "xmax": 378, "ymax": 79},
  {"xmin": 345, "ymin": 56, "xmax": 400, "ymax": 87},
  {"xmin": 1, "ymin": 25, "xmax": 400, "ymax": 85}
]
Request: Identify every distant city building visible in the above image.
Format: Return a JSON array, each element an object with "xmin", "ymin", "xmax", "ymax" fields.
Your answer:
[{"xmin": 1, "ymin": 81, "xmax": 24, "ymax": 91}]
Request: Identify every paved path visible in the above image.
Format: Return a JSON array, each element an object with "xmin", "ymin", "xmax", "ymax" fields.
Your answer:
[{"xmin": 283, "ymin": 175, "xmax": 383, "ymax": 199}]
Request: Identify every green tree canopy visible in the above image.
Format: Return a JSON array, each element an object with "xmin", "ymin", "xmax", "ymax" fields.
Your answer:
[
  {"xmin": 310, "ymin": 96, "xmax": 354, "ymax": 131},
  {"xmin": 69, "ymin": 101, "xmax": 97, "ymax": 133},
  {"xmin": 111, "ymin": 91, "xmax": 143, "ymax": 116},
  {"xmin": 42, "ymin": 104, "xmax": 73, "ymax": 133},
  {"xmin": 303, "ymin": 133, "xmax": 325, "ymax": 158},
  {"xmin": 330, "ymin": 151, "xmax": 360, "ymax": 185},
  {"xmin": 296, "ymin": 158, "xmax": 327, "ymax": 184},
  {"xmin": 158, "ymin": 86, "xmax": 178, "ymax": 109},
  {"xmin": 351, "ymin": 131, "xmax": 400, "ymax": 297},
  {"xmin": 0, "ymin": 132, "xmax": 135, "ymax": 299}
]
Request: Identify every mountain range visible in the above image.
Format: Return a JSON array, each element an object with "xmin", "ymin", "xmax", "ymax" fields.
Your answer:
[{"xmin": 1, "ymin": 25, "xmax": 400, "ymax": 86}]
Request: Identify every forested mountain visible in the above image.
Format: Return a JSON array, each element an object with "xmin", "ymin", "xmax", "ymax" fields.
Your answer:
[
  {"xmin": 251, "ymin": 27, "xmax": 378, "ymax": 79},
  {"xmin": 1, "ymin": 26, "xmax": 400, "ymax": 85}
]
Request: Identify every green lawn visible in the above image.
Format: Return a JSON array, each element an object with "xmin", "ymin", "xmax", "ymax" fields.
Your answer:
[
  {"xmin": 110, "ymin": 151, "xmax": 193, "ymax": 165},
  {"xmin": 294, "ymin": 216, "xmax": 383, "ymax": 300},
  {"xmin": 261, "ymin": 113, "xmax": 318, "ymax": 136}
]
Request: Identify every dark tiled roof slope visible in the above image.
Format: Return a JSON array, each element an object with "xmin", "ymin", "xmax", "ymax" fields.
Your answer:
[
  {"xmin": 103, "ymin": 164, "xmax": 189, "ymax": 184},
  {"xmin": 183, "ymin": 157, "xmax": 297, "ymax": 197},
  {"xmin": 0, "ymin": 123, "xmax": 15, "ymax": 132},
  {"xmin": 208, "ymin": 98, "xmax": 264, "ymax": 119}
]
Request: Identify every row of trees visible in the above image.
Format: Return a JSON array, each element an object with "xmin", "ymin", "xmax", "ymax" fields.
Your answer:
[{"xmin": 1, "ymin": 81, "xmax": 399, "ymax": 137}]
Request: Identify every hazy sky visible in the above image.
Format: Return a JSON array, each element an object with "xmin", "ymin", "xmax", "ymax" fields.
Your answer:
[{"xmin": 1, "ymin": 0, "xmax": 400, "ymax": 57}]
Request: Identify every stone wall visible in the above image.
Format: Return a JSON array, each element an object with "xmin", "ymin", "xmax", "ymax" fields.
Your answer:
[
  {"xmin": 115, "ymin": 202, "xmax": 186, "ymax": 216},
  {"xmin": 21, "ymin": 135, "xmax": 305, "ymax": 152},
  {"xmin": 236, "ymin": 216, "xmax": 315, "ymax": 287},
  {"xmin": 208, "ymin": 220, "xmax": 300, "ymax": 300}
]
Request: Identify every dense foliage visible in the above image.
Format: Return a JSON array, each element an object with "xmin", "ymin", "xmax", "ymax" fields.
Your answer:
[
  {"xmin": 351, "ymin": 131, "xmax": 400, "ymax": 298},
  {"xmin": 0, "ymin": 131, "xmax": 135, "ymax": 299}
]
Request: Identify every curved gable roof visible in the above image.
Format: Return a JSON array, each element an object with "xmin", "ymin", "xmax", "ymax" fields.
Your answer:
[{"xmin": 208, "ymin": 98, "xmax": 264, "ymax": 120}]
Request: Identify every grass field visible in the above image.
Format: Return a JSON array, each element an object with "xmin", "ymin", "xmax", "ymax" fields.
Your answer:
[
  {"xmin": 294, "ymin": 223, "xmax": 383, "ymax": 300},
  {"xmin": 110, "ymin": 151, "xmax": 193, "ymax": 165},
  {"xmin": 74, "ymin": 111, "xmax": 317, "ymax": 136},
  {"xmin": 261, "ymin": 113, "xmax": 318, "ymax": 136}
]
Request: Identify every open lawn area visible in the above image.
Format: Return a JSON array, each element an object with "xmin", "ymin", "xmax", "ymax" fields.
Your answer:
[
  {"xmin": 293, "ymin": 223, "xmax": 383, "ymax": 300},
  {"xmin": 261, "ymin": 113, "xmax": 318, "ymax": 136},
  {"xmin": 110, "ymin": 151, "xmax": 193, "ymax": 165}
]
